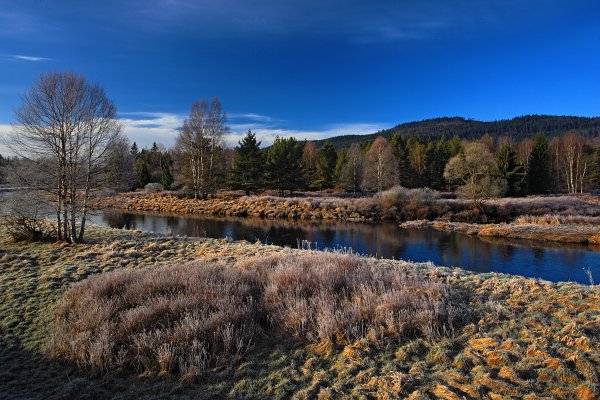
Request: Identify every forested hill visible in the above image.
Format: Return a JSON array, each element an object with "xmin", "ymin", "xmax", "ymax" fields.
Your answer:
[{"xmin": 314, "ymin": 115, "xmax": 600, "ymax": 148}]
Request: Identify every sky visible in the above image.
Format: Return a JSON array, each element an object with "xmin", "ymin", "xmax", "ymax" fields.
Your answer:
[{"xmin": 1, "ymin": 0, "xmax": 599, "ymax": 151}]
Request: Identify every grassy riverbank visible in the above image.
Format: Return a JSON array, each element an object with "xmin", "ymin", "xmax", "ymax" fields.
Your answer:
[
  {"xmin": 1, "ymin": 226, "xmax": 599, "ymax": 399},
  {"xmin": 91, "ymin": 191, "xmax": 600, "ymax": 245}
]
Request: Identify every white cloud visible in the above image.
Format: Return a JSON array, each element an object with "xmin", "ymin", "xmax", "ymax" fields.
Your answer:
[
  {"xmin": 0, "ymin": 124, "xmax": 14, "ymax": 155},
  {"xmin": 9, "ymin": 54, "xmax": 52, "ymax": 62},
  {"xmin": 0, "ymin": 113, "xmax": 388, "ymax": 155}
]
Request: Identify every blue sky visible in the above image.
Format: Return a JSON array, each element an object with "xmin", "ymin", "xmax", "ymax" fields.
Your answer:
[{"xmin": 1, "ymin": 0, "xmax": 599, "ymax": 150}]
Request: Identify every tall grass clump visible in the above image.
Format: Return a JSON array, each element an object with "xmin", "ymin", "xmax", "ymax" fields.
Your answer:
[
  {"xmin": 49, "ymin": 262, "xmax": 260, "ymax": 381},
  {"xmin": 242, "ymin": 253, "xmax": 461, "ymax": 345},
  {"xmin": 49, "ymin": 253, "xmax": 465, "ymax": 379}
]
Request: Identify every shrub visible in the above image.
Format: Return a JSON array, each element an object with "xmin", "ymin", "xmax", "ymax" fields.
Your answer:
[
  {"xmin": 376, "ymin": 186, "xmax": 445, "ymax": 220},
  {"xmin": 143, "ymin": 182, "xmax": 164, "ymax": 193},
  {"xmin": 49, "ymin": 253, "xmax": 465, "ymax": 379},
  {"xmin": 0, "ymin": 192, "xmax": 56, "ymax": 241}
]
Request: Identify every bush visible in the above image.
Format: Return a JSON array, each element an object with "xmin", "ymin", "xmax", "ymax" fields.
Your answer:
[
  {"xmin": 49, "ymin": 253, "xmax": 465, "ymax": 379},
  {"xmin": 143, "ymin": 182, "xmax": 164, "ymax": 193},
  {"xmin": 376, "ymin": 186, "xmax": 445, "ymax": 220},
  {"xmin": 0, "ymin": 192, "xmax": 55, "ymax": 242}
]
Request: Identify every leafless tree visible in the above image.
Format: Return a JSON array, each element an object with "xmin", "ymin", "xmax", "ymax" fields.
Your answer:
[
  {"xmin": 5, "ymin": 71, "xmax": 121, "ymax": 242},
  {"xmin": 361, "ymin": 136, "xmax": 398, "ymax": 193},
  {"xmin": 175, "ymin": 98, "xmax": 228, "ymax": 199},
  {"xmin": 340, "ymin": 143, "xmax": 364, "ymax": 193},
  {"xmin": 561, "ymin": 131, "xmax": 590, "ymax": 194}
]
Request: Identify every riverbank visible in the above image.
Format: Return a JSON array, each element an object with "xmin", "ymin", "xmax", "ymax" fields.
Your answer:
[
  {"xmin": 1, "ymin": 226, "xmax": 599, "ymax": 399},
  {"xmin": 91, "ymin": 192, "xmax": 379, "ymax": 222},
  {"xmin": 91, "ymin": 191, "xmax": 600, "ymax": 245},
  {"xmin": 401, "ymin": 220, "xmax": 600, "ymax": 245}
]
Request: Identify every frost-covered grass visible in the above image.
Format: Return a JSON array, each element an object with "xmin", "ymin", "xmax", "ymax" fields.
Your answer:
[{"xmin": 1, "ymin": 226, "xmax": 599, "ymax": 399}]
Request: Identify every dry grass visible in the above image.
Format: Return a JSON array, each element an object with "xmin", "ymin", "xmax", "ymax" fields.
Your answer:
[
  {"xmin": 48, "ymin": 253, "xmax": 462, "ymax": 380},
  {"xmin": 2, "ymin": 226, "xmax": 600, "ymax": 399},
  {"xmin": 515, "ymin": 214, "xmax": 600, "ymax": 225},
  {"xmin": 49, "ymin": 262, "xmax": 260, "ymax": 380}
]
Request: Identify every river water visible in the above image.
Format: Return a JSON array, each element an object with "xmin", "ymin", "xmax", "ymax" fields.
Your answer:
[{"xmin": 87, "ymin": 210, "xmax": 600, "ymax": 285}]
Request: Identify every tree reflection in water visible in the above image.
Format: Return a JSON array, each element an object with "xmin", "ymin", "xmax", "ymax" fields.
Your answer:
[{"xmin": 90, "ymin": 211, "xmax": 600, "ymax": 284}]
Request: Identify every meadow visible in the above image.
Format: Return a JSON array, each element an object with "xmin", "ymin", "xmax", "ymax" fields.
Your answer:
[{"xmin": 1, "ymin": 225, "xmax": 599, "ymax": 399}]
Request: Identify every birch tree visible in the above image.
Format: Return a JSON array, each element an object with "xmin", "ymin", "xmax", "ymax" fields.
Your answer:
[
  {"xmin": 175, "ymin": 98, "xmax": 228, "ymax": 199},
  {"xmin": 7, "ymin": 71, "xmax": 121, "ymax": 243},
  {"xmin": 361, "ymin": 136, "xmax": 398, "ymax": 193}
]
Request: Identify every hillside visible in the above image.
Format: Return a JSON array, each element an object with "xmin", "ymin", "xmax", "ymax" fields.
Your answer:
[{"xmin": 314, "ymin": 115, "xmax": 600, "ymax": 148}]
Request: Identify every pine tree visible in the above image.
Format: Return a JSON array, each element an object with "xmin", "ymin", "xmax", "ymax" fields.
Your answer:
[
  {"xmin": 591, "ymin": 149, "xmax": 600, "ymax": 190},
  {"xmin": 134, "ymin": 158, "xmax": 150, "ymax": 189},
  {"xmin": 230, "ymin": 130, "xmax": 265, "ymax": 195},
  {"xmin": 161, "ymin": 154, "xmax": 174, "ymax": 190},
  {"xmin": 130, "ymin": 142, "xmax": 139, "ymax": 158},
  {"xmin": 265, "ymin": 136, "xmax": 304, "ymax": 195},
  {"xmin": 390, "ymin": 134, "xmax": 411, "ymax": 187},
  {"xmin": 496, "ymin": 144, "xmax": 525, "ymax": 197},
  {"xmin": 333, "ymin": 148, "xmax": 347, "ymax": 188},
  {"xmin": 527, "ymin": 134, "xmax": 552, "ymax": 194},
  {"xmin": 314, "ymin": 141, "xmax": 337, "ymax": 190}
]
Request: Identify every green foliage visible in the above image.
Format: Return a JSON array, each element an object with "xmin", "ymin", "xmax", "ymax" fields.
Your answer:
[
  {"xmin": 265, "ymin": 136, "xmax": 304, "ymax": 195},
  {"xmin": 134, "ymin": 158, "xmax": 150, "ymax": 189},
  {"xmin": 314, "ymin": 141, "xmax": 337, "ymax": 190},
  {"xmin": 130, "ymin": 142, "xmax": 139, "ymax": 158},
  {"xmin": 161, "ymin": 154, "xmax": 174, "ymax": 190},
  {"xmin": 390, "ymin": 134, "xmax": 412, "ymax": 187},
  {"xmin": 496, "ymin": 145, "xmax": 525, "ymax": 197},
  {"xmin": 230, "ymin": 130, "xmax": 265, "ymax": 195},
  {"xmin": 527, "ymin": 134, "xmax": 552, "ymax": 194},
  {"xmin": 313, "ymin": 115, "xmax": 600, "ymax": 149},
  {"xmin": 592, "ymin": 149, "xmax": 600, "ymax": 190},
  {"xmin": 333, "ymin": 147, "xmax": 347, "ymax": 187}
]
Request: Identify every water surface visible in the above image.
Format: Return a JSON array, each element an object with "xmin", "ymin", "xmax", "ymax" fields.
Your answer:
[{"xmin": 88, "ymin": 210, "xmax": 600, "ymax": 284}]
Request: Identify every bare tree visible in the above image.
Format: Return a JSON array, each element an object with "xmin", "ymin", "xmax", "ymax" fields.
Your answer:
[
  {"xmin": 340, "ymin": 143, "xmax": 364, "ymax": 193},
  {"xmin": 561, "ymin": 131, "xmax": 590, "ymax": 194},
  {"xmin": 175, "ymin": 98, "xmax": 228, "ymax": 199},
  {"xmin": 6, "ymin": 71, "xmax": 121, "ymax": 242},
  {"xmin": 361, "ymin": 136, "xmax": 398, "ymax": 193}
]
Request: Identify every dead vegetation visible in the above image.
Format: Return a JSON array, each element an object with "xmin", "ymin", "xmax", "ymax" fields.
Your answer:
[{"xmin": 48, "ymin": 253, "xmax": 462, "ymax": 380}]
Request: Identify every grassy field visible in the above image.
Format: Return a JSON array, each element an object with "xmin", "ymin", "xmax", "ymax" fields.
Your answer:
[{"xmin": 1, "ymin": 226, "xmax": 599, "ymax": 399}]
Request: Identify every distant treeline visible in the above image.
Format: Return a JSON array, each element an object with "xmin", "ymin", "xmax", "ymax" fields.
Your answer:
[{"xmin": 314, "ymin": 115, "xmax": 600, "ymax": 149}]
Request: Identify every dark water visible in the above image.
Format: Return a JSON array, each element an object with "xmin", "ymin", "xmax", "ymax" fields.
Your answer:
[{"xmin": 88, "ymin": 210, "xmax": 600, "ymax": 285}]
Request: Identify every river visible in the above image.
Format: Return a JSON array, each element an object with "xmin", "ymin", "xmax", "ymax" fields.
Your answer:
[{"xmin": 87, "ymin": 209, "xmax": 600, "ymax": 285}]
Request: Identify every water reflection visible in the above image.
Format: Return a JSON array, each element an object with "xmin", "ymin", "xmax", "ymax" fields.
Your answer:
[{"xmin": 89, "ymin": 210, "xmax": 600, "ymax": 284}]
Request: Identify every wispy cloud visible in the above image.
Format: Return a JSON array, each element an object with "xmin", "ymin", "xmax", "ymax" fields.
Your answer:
[
  {"xmin": 118, "ymin": 111, "xmax": 387, "ymax": 149},
  {"xmin": 9, "ymin": 54, "xmax": 52, "ymax": 62}
]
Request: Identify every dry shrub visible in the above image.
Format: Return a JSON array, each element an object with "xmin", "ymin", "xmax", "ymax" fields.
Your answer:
[
  {"xmin": 49, "ymin": 261, "xmax": 260, "ymax": 380},
  {"xmin": 243, "ymin": 253, "xmax": 460, "ymax": 344},
  {"xmin": 376, "ymin": 186, "xmax": 446, "ymax": 220},
  {"xmin": 49, "ymin": 253, "xmax": 465, "ymax": 379}
]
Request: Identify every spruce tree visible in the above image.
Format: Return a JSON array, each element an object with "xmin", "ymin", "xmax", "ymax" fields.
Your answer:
[
  {"xmin": 134, "ymin": 158, "xmax": 150, "ymax": 189},
  {"xmin": 230, "ymin": 130, "xmax": 265, "ymax": 195},
  {"xmin": 390, "ymin": 134, "xmax": 412, "ymax": 187},
  {"xmin": 161, "ymin": 154, "xmax": 174, "ymax": 190},
  {"xmin": 265, "ymin": 136, "xmax": 304, "ymax": 195},
  {"xmin": 333, "ymin": 148, "xmax": 347, "ymax": 188},
  {"xmin": 591, "ymin": 149, "xmax": 600, "ymax": 190},
  {"xmin": 314, "ymin": 141, "xmax": 337, "ymax": 190},
  {"xmin": 527, "ymin": 134, "xmax": 552, "ymax": 194},
  {"xmin": 496, "ymin": 144, "xmax": 525, "ymax": 197}
]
